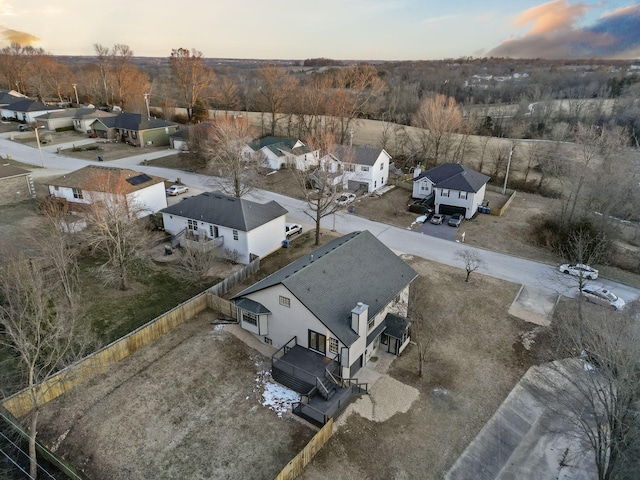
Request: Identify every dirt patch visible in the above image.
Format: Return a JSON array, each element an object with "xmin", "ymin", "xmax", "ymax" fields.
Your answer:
[
  {"xmin": 300, "ymin": 257, "xmax": 539, "ymax": 480},
  {"xmin": 37, "ymin": 311, "xmax": 315, "ymax": 480}
]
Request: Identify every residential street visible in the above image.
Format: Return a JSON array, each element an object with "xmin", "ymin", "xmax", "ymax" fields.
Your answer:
[{"xmin": 3, "ymin": 137, "xmax": 638, "ymax": 304}]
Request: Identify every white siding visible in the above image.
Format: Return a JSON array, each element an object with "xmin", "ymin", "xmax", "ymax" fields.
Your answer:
[
  {"xmin": 128, "ymin": 183, "xmax": 168, "ymax": 215},
  {"xmin": 246, "ymin": 216, "xmax": 286, "ymax": 259},
  {"xmin": 435, "ymin": 187, "xmax": 484, "ymax": 219}
]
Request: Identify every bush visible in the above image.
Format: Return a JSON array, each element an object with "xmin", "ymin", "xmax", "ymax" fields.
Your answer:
[{"xmin": 55, "ymin": 125, "xmax": 74, "ymax": 132}]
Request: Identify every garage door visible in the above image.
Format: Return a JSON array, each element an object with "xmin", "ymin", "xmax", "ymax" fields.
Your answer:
[{"xmin": 438, "ymin": 204, "xmax": 467, "ymax": 216}]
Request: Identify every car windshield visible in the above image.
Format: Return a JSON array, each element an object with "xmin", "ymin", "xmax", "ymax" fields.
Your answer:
[{"xmin": 604, "ymin": 291, "xmax": 618, "ymax": 301}]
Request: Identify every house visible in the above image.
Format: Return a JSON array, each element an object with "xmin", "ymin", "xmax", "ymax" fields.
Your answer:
[
  {"xmin": 90, "ymin": 113, "xmax": 179, "ymax": 147},
  {"xmin": 47, "ymin": 165, "xmax": 167, "ymax": 217},
  {"xmin": 0, "ymin": 98, "xmax": 62, "ymax": 124},
  {"xmin": 169, "ymin": 129, "xmax": 188, "ymax": 151},
  {"xmin": 412, "ymin": 163, "xmax": 490, "ymax": 219},
  {"xmin": 332, "ymin": 144, "xmax": 391, "ymax": 193},
  {"xmin": 232, "ymin": 231, "xmax": 417, "ymax": 423},
  {"xmin": 35, "ymin": 109, "xmax": 81, "ymax": 131},
  {"xmin": 160, "ymin": 191, "xmax": 288, "ymax": 264},
  {"xmin": 0, "ymin": 164, "xmax": 35, "ymax": 205},
  {"xmin": 72, "ymin": 108, "xmax": 118, "ymax": 134},
  {"xmin": 243, "ymin": 137, "xmax": 320, "ymax": 171}
]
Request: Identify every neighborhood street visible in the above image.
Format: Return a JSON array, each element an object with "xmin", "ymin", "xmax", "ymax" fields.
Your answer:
[{"xmin": 3, "ymin": 137, "xmax": 639, "ymax": 304}]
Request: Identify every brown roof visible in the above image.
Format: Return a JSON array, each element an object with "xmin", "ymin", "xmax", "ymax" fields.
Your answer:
[
  {"xmin": 48, "ymin": 165, "xmax": 166, "ymax": 194},
  {"xmin": 0, "ymin": 163, "xmax": 31, "ymax": 180}
]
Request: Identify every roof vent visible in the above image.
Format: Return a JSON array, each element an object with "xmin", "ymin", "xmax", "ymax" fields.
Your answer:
[
  {"xmin": 357, "ymin": 302, "xmax": 363, "ymax": 307},
  {"xmin": 309, "ymin": 254, "xmax": 314, "ymax": 262}
]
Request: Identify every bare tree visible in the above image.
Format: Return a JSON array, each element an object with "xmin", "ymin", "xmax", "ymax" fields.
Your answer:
[
  {"xmin": 169, "ymin": 48, "xmax": 215, "ymax": 122},
  {"xmin": 0, "ymin": 252, "xmax": 90, "ymax": 479},
  {"xmin": 456, "ymin": 249, "xmax": 483, "ymax": 282},
  {"xmin": 175, "ymin": 242, "xmax": 219, "ymax": 285},
  {"xmin": 541, "ymin": 309, "xmax": 640, "ymax": 480},
  {"xmin": 412, "ymin": 94, "xmax": 465, "ymax": 165},
  {"xmin": 81, "ymin": 169, "xmax": 152, "ymax": 290},
  {"xmin": 256, "ymin": 65, "xmax": 297, "ymax": 136},
  {"xmin": 205, "ymin": 116, "xmax": 258, "ymax": 198}
]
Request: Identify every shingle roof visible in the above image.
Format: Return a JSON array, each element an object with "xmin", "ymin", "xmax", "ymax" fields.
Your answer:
[
  {"xmin": 112, "ymin": 112, "xmax": 176, "ymax": 131},
  {"xmin": 6, "ymin": 99, "xmax": 61, "ymax": 113},
  {"xmin": 233, "ymin": 231, "xmax": 417, "ymax": 346},
  {"xmin": 248, "ymin": 136, "xmax": 297, "ymax": 151},
  {"xmin": 160, "ymin": 191, "xmax": 288, "ymax": 231},
  {"xmin": 0, "ymin": 90, "xmax": 28, "ymax": 106},
  {"xmin": 0, "ymin": 163, "xmax": 30, "ymax": 180},
  {"xmin": 73, "ymin": 108, "xmax": 117, "ymax": 120},
  {"xmin": 384, "ymin": 313, "xmax": 410, "ymax": 339},
  {"xmin": 48, "ymin": 165, "xmax": 166, "ymax": 193},
  {"xmin": 332, "ymin": 144, "xmax": 389, "ymax": 166},
  {"xmin": 414, "ymin": 163, "xmax": 489, "ymax": 193}
]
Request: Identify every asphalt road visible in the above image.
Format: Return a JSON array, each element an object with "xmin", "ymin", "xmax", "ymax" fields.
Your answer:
[{"xmin": 3, "ymin": 137, "xmax": 639, "ymax": 305}]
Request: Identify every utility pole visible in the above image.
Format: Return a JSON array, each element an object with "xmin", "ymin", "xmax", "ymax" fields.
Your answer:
[
  {"xmin": 72, "ymin": 84, "xmax": 79, "ymax": 104},
  {"xmin": 502, "ymin": 145, "xmax": 514, "ymax": 195},
  {"xmin": 34, "ymin": 126, "xmax": 45, "ymax": 168},
  {"xmin": 144, "ymin": 93, "xmax": 151, "ymax": 120}
]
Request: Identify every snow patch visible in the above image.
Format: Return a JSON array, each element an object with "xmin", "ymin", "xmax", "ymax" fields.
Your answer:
[{"xmin": 254, "ymin": 370, "xmax": 298, "ymax": 418}]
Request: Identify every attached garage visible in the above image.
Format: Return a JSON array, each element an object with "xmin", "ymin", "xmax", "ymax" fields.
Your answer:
[{"xmin": 438, "ymin": 204, "xmax": 467, "ymax": 216}]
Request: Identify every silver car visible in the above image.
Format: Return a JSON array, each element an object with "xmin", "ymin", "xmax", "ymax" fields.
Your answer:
[
  {"xmin": 579, "ymin": 286, "xmax": 625, "ymax": 311},
  {"xmin": 559, "ymin": 263, "xmax": 598, "ymax": 280}
]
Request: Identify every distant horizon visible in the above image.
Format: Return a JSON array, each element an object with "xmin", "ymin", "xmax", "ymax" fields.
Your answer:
[{"xmin": 2, "ymin": 1, "xmax": 640, "ymax": 60}]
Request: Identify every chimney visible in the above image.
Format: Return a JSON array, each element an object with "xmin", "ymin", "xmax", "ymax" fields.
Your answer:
[{"xmin": 351, "ymin": 302, "xmax": 368, "ymax": 335}]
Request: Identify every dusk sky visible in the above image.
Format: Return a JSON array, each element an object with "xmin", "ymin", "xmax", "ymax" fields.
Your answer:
[{"xmin": 1, "ymin": 0, "xmax": 639, "ymax": 60}]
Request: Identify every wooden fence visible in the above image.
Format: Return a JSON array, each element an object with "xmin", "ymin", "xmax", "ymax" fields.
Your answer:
[
  {"xmin": 389, "ymin": 174, "xmax": 413, "ymax": 191},
  {"xmin": 208, "ymin": 256, "xmax": 260, "ymax": 296},
  {"xmin": 274, "ymin": 418, "xmax": 334, "ymax": 480},
  {"xmin": 486, "ymin": 185, "xmax": 517, "ymax": 216},
  {"xmin": 2, "ymin": 291, "xmax": 216, "ymax": 417}
]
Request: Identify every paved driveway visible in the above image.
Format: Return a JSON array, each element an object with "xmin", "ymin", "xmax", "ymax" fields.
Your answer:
[{"xmin": 413, "ymin": 216, "xmax": 459, "ymax": 241}]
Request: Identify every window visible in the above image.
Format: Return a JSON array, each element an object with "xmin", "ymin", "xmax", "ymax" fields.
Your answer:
[
  {"xmin": 308, "ymin": 330, "xmax": 326, "ymax": 354},
  {"xmin": 459, "ymin": 191, "xmax": 468, "ymax": 200},
  {"xmin": 209, "ymin": 225, "xmax": 219, "ymax": 237},
  {"xmin": 380, "ymin": 162, "xmax": 384, "ymax": 170},
  {"xmin": 242, "ymin": 311, "xmax": 257, "ymax": 326},
  {"xmin": 131, "ymin": 131, "xmax": 137, "ymax": 139},
  {"xmin": 368, "ymin": 318, "xmax": 375, "ymax": 330},
  {"xmin": 72, "ymin": 188, "xmax": 83, "ymax": 199},
  {"xmin": 279, "ymin": 296, "xmax": 290, "ymax": 308},
  {"xmin": 441, "ymin": 189, "xmax": 450, "ymax": 197},
  {"xmin": 54, "ymin": 185, "xmax": 59, "ymax": 191},
  {"xmin": 264, "ymin": 337, "xmax": 273, "ymax": 345},
  {"xmin": 346, "ymin": 164, "xmax": 356, "ymax": 172},
  {"xmin": 421, "ymin": 182, "xmax": 428, "ymax": 191},
  {"xmin": 233, "ymin": 229, "xmax": 239, "ymax": 240},
  {"xmin": 361, "ymin": 166, "xmax": 369, "ymax": 172},
  {"xmin": 187, "ymin": 219, "xmax": 197, "ymax": 231},
  {"xmin": 329, "ymin": 338, "xmax": 339, "ymax": 354}
]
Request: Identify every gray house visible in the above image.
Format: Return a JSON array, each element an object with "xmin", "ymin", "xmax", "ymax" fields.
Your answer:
[
  {"xmin": 91, "ymin": 113, "xmax": 179, "ymax": 147},
  {"xmin": 412, "ymin": 163, "xmax": 490, "ymax": 218},
  {"xmin": 232, "ymin": 230, "xmax": 417, "ymax": 424}
]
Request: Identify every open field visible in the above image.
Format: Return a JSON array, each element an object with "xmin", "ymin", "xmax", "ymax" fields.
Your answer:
[{"xmin": 37, "ymin": 310, "xmax": 315, "ymax": 480}]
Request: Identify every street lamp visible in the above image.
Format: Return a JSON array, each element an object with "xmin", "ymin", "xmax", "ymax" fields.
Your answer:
[
  {"xmin": 72, "ymin": 83, "xmax": 79, "ymax": 105},
  {"xmin": 34, "ymin": 126, "xmax": 45, "ymax": 168}
]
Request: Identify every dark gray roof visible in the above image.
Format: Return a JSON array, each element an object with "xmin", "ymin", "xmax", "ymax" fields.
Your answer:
[
  {"xmin": 113, "ymin": 112, "xmax": 176, "ymax": 131},
  {"xmin": 6, "ymin": 99, "xmax": 61, "ymax": 113},
  {"xmin": 367, "ymin": 321, "xmax": 387, "ymax": 345},
  {"xmin": 414, "ymin": 163, "xmax": 489, "ymax": 193},
  {"xmin": 384, "ymin": 313, "xmax": 410, "ymax": 339},
  {"xmin": 233, "ymin": 231, "xmax": 418, "ymax": 347},
  {"xmin": 332, "ymin": 144, "xmax": 389, "ymax": 166},
  {"xmin": 235, "ymin": 298, "xmax": 271, "ymax": 315},
  {"xmin": 0, "ymin": 90, "xmax": 27, "ymax": 106},
  {"xmin": 248, "ymin": 136, "xmax": 297, "ymax": 151},
  {"xmin": 160, "ymin": 191, "xmax": 287, "ymax": 231}
]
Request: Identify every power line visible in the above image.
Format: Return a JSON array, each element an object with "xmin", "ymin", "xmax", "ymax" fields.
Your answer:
[{"xmin": 0, "ymin": 431, "xmax": 56, "ymax": 479}]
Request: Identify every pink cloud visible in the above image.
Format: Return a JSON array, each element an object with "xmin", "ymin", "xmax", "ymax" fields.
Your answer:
[{"xmin": 515, "ymin": 0, "xmax": 591, "ymax": 34}]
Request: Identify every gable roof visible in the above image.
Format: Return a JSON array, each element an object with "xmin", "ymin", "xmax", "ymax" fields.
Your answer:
[
  {"xmin": 233, "ymin": 231, "xmax": 417, "ymax": 346},
  {"xmin": 160, "ymin": 191, "xmax": 288, "ymax": 231},
  {"xmin": 248, "ymin": 137, "xmax": 298, "ymax": 151},
  {"xmin": 414, "ymin": 163, "xmax": 490, "ymax": 193},
  {"xmin": 332, "ymin": 144, "xmax": 389, "ymax": 166},
  {"xmin": 5, "ymin": 99, "xmax": 61, "ymax": 113},
  {"xmin": 73, "ymin": 108, "xmax": 118, "ymax": 120},
  {"xmin": 0, "ymin": 90, "xmax": 28, "ymax": 106},
  {"xmin": 48, "ymin": 165, "xmax": 166, "ymax": 193},
  {"xmin": 112, "ymin": 112, "xmax": 176, "ymax": 131},
  {"xmin": 0, "ymin": 163, "xmax": 30, "ymax": 180}
]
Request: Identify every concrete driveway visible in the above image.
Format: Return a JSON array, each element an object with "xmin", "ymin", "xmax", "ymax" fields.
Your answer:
[{"xmin": 413, "ymin": 215, "xmax": 459, "ymax": 241}]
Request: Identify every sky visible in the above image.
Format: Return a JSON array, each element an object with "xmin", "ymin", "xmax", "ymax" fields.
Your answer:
[{"xmin": 0, "ymin": 0, "xmax": 639, "ymax": 60}]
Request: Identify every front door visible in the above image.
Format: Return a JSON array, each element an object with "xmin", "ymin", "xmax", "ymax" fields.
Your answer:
[{"xmin": 308, "ymin": 330, "xmax": 326, "ymax": 355}]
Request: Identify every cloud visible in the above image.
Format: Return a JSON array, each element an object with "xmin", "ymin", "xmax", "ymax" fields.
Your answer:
[
  {"xmin": 488, "ymin": 2, "xmax": 640, "ymax": 59},
  {"xmin": 420, "ymin": 14, "xmax": 460, "ymax": 25},
  {"xmin": 0, "ymin": 25, "xmax": 39, "ymax": 46}
]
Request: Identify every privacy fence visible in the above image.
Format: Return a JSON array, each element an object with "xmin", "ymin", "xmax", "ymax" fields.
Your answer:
[{"xmin": 274, "ymin": 418, "xmax": 334, "ymax": 480}]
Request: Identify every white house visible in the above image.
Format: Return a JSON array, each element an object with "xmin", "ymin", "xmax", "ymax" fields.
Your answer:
[
  {"xmin": 243, "ymin": 137, "xmax": 320, "ymax": 171},
  {"xmin": 412, "ymin": 163, "xmax": 490, "ymax": 219},
  {"xmin": 332, "ymin": 144, "xmax": 391, "ymax": 193},
  {"xmin": 160, "ymin": 191, "xmax": 288, "ymax": 264},
  {"xmin": 72, "ymin": 108, "xmax": 117, "ymax": 134},
  {"xmin": 0, "ymin": 99, "xmax": 62, "ymax": 124},
  {"xmin": 47, "ymin": 165, "xmax": 167, "ymax": 217},
  {"xmin": 232, "ymin": 230, "xmax": 417, "ymax": 382}
]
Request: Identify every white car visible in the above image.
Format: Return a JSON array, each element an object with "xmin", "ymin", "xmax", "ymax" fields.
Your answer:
[
  {"xmin": 166, "ymin": 185, "xmax": 189, "ymax": 196},
  {"xmin": 285, "ymin": 223, "xmax": 302, "ymax": 238},
  {"xmin": 336, "ymin": 193, "xmax": 356, "ymax": 206},
  {"xmin": 559, "ymin": 263, "xmax": 598, "ymax": 280},
  {"xmin": 579, "ymin": 286, "xmax": 625, "ymax": 311}
]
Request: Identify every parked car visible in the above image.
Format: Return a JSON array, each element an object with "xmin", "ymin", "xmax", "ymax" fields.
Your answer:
[
  {"xmin": 166, "ymin": 185, "xmax": 189, "ymax": 196},
  {"xmin": 579, "ymin": 286, "xmax": 625, "ymax": 311},
  {"xmin": 336, "ymin": 193, "xmax": 356, "ymax": 206},
  {"xmin": 448, "ymin": 213, "xmax": 464, "ymax": 227},
  {"xmin": 559, "ymin": 263, "xmax": 598, "ymax": 280},
  {"xmin": 430, "ymin": 213, "xmax": 445, "ymax": 225},
  {"xmin": 285, "ymin": 223, "xmax": 302, "ymax": 238},
  {"xmin": 17, "ymin": 124, "xmax": 31, "ymax": 132}
]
